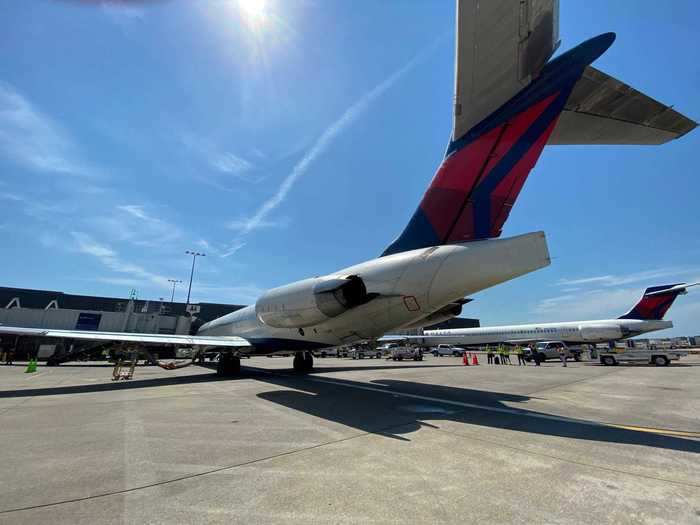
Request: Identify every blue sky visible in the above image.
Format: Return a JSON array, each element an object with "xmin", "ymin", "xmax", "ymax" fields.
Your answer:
[{"xmin": 1, "ymin": 1, "xmax": 699, "ymax": 336}]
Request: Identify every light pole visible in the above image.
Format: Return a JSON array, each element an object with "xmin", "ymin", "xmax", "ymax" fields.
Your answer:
[
  {"xmin": 185, "ymin": 251, "xmax": 205, "ymax": 308},
  {"xmin": 167, "ymin": 279, "xmax": 183, "ymax": 303}
]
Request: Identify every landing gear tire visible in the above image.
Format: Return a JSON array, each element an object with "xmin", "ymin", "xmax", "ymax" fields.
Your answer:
[
  {"xmin": 303, "ymin": 351, "xmax": 314, "ymax": 371},
  {"xmin": 217, "ymin": 354, "xmax": 241, "ymax": 377},
  {"xmin": 293, "ymin": 352, "xmax": 304, "ymax": 372},
  {"xmin": 293, "ymin": 351, "xmax": 314, "ymax": 373}
]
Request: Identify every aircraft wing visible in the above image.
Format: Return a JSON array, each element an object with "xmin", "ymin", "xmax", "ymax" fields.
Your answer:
[
  {"xmin": 548, "ymin": 65, "xmax": 698, "ymax": 145},
  {"xmin": 0, "ymin": 325, "xmax": 251, "ymax": 348}
]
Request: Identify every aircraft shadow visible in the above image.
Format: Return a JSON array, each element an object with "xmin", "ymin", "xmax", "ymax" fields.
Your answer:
[
  {"xmin": 3, "ymin": 364, "xmax": 698, "ymax": 454},
  {"xmin": 0, "ymin": 372, "xmax": 235, "ymax": 398},
  {"xmin": 253, "ymin": 373, "xmax": 700, "ymax": 454}
]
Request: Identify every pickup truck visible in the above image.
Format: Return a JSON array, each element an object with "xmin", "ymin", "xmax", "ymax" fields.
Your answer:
[
  {"xmin": 431, "ymin": 344, "xmax": 464, "ymax": 357},
  {"xmin": 524, "ymin": 341, "xmax": 583, "ymax": 362},
  {"xmin": 599, "ymin": 349, "xmax": 688, "ymax": 366}
]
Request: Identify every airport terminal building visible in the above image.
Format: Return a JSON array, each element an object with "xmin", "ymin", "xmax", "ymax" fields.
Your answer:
[{"xmin": 0, "ymin": 286, "xmax": 246, "ymax": 362}]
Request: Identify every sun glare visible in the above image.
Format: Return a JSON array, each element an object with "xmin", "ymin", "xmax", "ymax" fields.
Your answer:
[{"xmin": 237, "ymin": 0, "xmax": 268, "ymax": 29}]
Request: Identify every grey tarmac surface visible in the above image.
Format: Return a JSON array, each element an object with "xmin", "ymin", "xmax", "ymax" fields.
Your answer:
[{"xmin": 0, "ymin": 354, "xmax": 699, "ymax": 524}]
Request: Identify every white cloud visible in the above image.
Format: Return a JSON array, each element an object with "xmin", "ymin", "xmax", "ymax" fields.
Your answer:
[
  {"xmin": 533, "ymin": 287, "xmax": 643, "ymax": 320},
  {"xmin": 221, "ymin": 38, "xmax": 439, "ymax": 255},
  {"xmin": 210, "ymin": 152, "xmax": 253, "ymax": 175},
  {"xmin": 117, "ymin": 204, "xmax": 149, "ymax": 220},
  {"xmin": 0, "ymin": 83, "xmax": 98, "ymax": 177},
  {"xmin": 71, "ymin": 231, "xmax": 170, "ymax": 289},
  {"xmin": 236, "ymin": 49, "xmax": 430, "ymax": 235},
  {"xmin": 0, "ymin": 192, "xmax": 24, "ymax": 202},
  {"xmin": 556, "ymin": 267, "xmax": 700, "ymax": 288},
  {"xmin": 93, "ymin": 204, "xmax": 182, "ymax": 247},
  {"xmin": 537, "ymin": 267, "xmax": 700, "ymax": 322},
  {"xmin": 181, "ymin": 134, "xmax": 255, "ymax": 178},
  {"xmin": 221, "ymin": 241, "xmax": 247, "ymax": 259},
  {"xmin": 72, "ymin": 232, "xmax": 116, "ymax": 259},
  {"xmin": 226, "ymin": 216, "xmax": 289, "ymax": 231}
]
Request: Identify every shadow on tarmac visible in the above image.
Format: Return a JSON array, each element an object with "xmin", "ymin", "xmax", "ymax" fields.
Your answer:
[
  {"xmin": 0, "ymin": 372, "xmax": 224, "ymax": 398},
  {"xmin": 0, "ymin": 363, "xmax": 456, "ymax": 398},
  {"xmin": 2, "ymin": 363, "xmax": 698, "ymax": 453},
  {"xmin": 252, "ymin": 370, "xmax": 700, "ymax": 454}
]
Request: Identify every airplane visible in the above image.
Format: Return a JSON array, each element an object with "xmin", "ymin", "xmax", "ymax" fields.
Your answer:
[
  {"xmin": 0, "ymin": 1, "xmax": 696, "ymax": 376},
  {"xmin": 397, "ymin": 283, "xmax": 699, "ymax": 348}
]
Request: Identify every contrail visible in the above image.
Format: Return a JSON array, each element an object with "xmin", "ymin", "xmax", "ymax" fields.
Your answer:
[{"xmin": 222, "ymin": 38, "xmax": 443, "ymax": 255}]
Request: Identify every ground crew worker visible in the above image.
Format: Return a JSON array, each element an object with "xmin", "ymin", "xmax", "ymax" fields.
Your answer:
[
  {"xmin": 497, "ymin": 345, "xmax": 505, "ymax": 365},
  {"xmin": 503, "ymin": 346, "xmax": 512, "ymax": 365},
  {"xmin": 558, "ymin": 346, "xmax": 568, "ymax": 367},
  {"xmin": 515, "ymin": 345, "xmax": 526, "ymax": 366},
  {"xmin": 486, "ymin": 345, "xmax": 494, "ymax": 365}
]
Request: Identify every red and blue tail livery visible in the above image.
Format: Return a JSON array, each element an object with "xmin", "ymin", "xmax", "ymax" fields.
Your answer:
[
  {"xmin": 619, "ymin": 283, "xmax": 693, "ymax": 321},
  {"xmin": 382, "ymin": 33, "xmax": 616, "ymax": 257}
]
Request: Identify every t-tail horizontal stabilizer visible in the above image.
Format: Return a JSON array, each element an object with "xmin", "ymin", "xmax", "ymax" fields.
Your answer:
[{"xmin": 549, "ymin": 66, "xmax": 698, "ymax": 145}]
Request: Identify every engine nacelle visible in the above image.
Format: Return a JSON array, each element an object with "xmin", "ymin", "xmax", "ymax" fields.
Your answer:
[
  {"xmin": 400, "ymin": 302, "xmax": 464, "ymax": 330},
  {"xmin": 255, "ymin": 275, "xmax": 372, "ymax": 329},
  {"xmin": 579, "ymin": 324, "xmax": 623, "ymax": 342}
]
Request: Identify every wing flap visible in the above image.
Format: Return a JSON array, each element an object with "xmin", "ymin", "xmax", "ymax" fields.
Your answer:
[
  {"xmin": 0, "ymin": 326, "xmax": 251, "ymax": 348},
  {"xmin": 549, "ymin": 65, "xmax": 697, "ymax": 145}
]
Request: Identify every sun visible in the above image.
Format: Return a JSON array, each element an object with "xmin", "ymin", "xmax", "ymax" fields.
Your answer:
[{"xmin": 237, "ymin": 0, "xmax": 268, "ymax": 29}]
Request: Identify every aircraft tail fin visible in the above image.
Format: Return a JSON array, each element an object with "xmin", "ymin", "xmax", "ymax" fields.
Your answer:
[
  {"xmin": 381, "ymin": 20, "xmax": 615, "ymax": 256},
  {"xmin": 618, "ymin": 283, "xmax": 698, "ymax": 320}
]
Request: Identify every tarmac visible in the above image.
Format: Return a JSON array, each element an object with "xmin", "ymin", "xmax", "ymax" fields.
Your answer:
[{"xmin": 0, "ymin": 354, "xmax": 699, "ymax": 524}]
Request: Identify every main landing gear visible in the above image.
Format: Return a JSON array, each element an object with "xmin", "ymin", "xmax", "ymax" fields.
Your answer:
[
  {"xmin": 217, "ymin": 353, "xmax": 241, "ymax": 377},
  {"xmin": 293, "ymin": 351, "xmax": 314, "ymax": 373}
]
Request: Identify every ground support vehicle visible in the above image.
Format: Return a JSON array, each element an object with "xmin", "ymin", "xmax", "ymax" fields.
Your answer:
[
  {"xmin": 390, "ymin": 345, "xmax": 423, "ymax": 361},
  {"xmin": 599, "ymin": 349, "xmax": 688, "ymax": 366}
]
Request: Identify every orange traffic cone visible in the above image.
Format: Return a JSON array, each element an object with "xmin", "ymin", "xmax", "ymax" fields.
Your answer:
[
  {"xmin": 463, "ymin": 352, "xmax": 468, "ymax": 365},
  {"xmin": 472, "ymin": 353, "xmax": 479, "ymax": 366}
]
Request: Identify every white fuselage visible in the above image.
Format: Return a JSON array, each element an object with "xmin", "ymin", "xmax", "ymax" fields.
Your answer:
[
  {"xmin": 197, "ymin": 232, "xmax": 550, "ymax": 353},
  {"xmin": 419, "ymin": 318, "xmax": 673, "ymax": 346}
]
